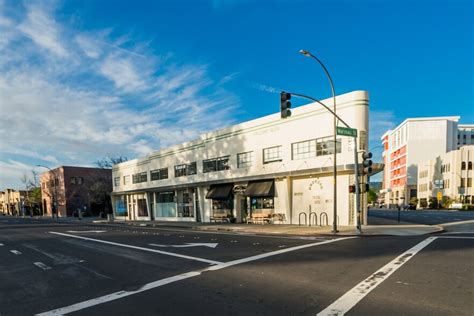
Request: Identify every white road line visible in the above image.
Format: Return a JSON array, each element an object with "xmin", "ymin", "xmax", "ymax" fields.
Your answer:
[
  {"xmin": 33, "ymin": 262, "xmax": 52, "ymax": 270},
  {"xmin": 438, "ymin": 236, "xmax": 474, "ymax": 239},
  {"xmin": 10, "ymin": 250, "xmax": 22, "ymax": 255},
  {"xmin": 317, "ymin": 236, "xmax": 438, "ymax": 316},
  {"xmin": 0, "ymin": 243, "xmax": 4, "ymax": 246},
  {"xmin": 48, "ymin": 231, "xmax": 222, "ymax": 265},
  {"xmin": 36, "ymin": 237, "xmax": 354, "ymax": 315}
]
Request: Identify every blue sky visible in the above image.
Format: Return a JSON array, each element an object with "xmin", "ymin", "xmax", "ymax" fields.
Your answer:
[{"xmin": 0, "ymin": 0, "xmax": 472, "ymax": 189}]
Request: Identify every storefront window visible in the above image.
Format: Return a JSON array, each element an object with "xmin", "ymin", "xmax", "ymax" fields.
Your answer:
[
  {"xmin": 251, "ymin": 197, "xmax": 274, "ymax": 212},
  {"xmin": 177, "ymin": 189, "xmax": 194, "ymax": 217},
  {"xmin": 115, "ymin": 196, "xmax": 128, "ymax": 217},
  {"xmin": 155, "ymin": 192, "xmax": 176, "ymax": 217}
]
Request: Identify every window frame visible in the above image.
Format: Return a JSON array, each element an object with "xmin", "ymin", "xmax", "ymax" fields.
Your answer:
[{"xmin": 263, "ymin": 145, "xmax": 282, "ymax": 164}]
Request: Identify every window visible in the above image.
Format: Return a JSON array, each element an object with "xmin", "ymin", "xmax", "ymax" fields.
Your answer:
[
  {"xmin": 77, "ymin": 177, "xmax": 83, "ymax": 185},
  {"xmin": 469, "ymin": 162, "xmax": 473, "ymax": 170},
  {"xmin": 123, "ymin": 175, "xmax": 130, "ymax": 185},
  {"xmin": 203, "ymin": 156, "xmax": 230, "ymax": 173},
  {"xmin": 132, "ymin": 172, "xmax": 148, "ymax": 184},
  {"xmin": 150, "ymin": 168, "xmax": 168, "ymax": 181},
  {"xmin": 263, "ymin": 146, "xmax": 282, "ymax": 164},
  {"xmin": 292, "ymin": 140, "xmax": 316, "ymax": 160},
  {"xmin": 461, "ymin": 178, "xmax": 465, "ymax": 188},
  {"xmin": 174, "ymin": 162, "xmax": 197, "ymax": 177},
  {"xmin": 316, "ymin": 136, "xmax": 341, "ymax": 156},
  {"xmin": 251, "ymin": 197, "xmax": 274, "ymax": 210},
  {"xmin": 54, "ymin": 178, "xmax": 59, "ymax": 186},
  {"xmin": 70, "ymin": 177, "xmax": 76, "ymax": 185},
  {"xmin": 114, "ymin": 177, "xmax": 120, "ymax": 187},
  {"xmin": 461, "ymin": 162, "xmax": 466, "ymax": 170},
  {"xmin": 468, "ymin": 178, "xmax": 473, "ymax": 188},
  {"xmin": 237, "ymin": 151, "xmax": 253, "ymax": 168}
]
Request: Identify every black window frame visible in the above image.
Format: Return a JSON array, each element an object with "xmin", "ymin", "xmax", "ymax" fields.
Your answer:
[
  {"xmin": 174, "ymin": 162, "xmax": 197, "ymax": 177},
  {"xmin": 132, "ymin": 172, "xmax": 148, "ymax": 184},
  {"xmin": 203, "ymin": 156, "xmax": 231, "ymax": 173},
  {"xmin": 150, "ymin": 168, "xmax": 169, "ymax": 181}
]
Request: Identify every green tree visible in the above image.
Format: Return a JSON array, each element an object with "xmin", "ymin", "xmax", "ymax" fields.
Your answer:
[{"xmin": 367, "ymin": 188, "xmax": 377, "ymax": 204}]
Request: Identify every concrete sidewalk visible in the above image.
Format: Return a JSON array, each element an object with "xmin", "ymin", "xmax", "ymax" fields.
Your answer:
[{"xmin": 93, "ymin": 219, "xmax": 443, "ymax": 237}]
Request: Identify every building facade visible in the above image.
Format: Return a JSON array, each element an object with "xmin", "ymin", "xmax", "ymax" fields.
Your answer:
[
  {"xmin": 39, "ymin": 166, "xmax": 112, "ymax": 217},
  {"xmin": 417, "ymin": 145, "xmax": 474, "ymax": 206},
  {"xmin": 380, "ymin": 116, "xmax": 474, "ymax": 207},
  {"xmin": 112, "ymin": 90, "xmax": 373, "ymax": 226},
  {"xmin": 0, "ymin": 189, "xmax": 27, "ymax": 215}
]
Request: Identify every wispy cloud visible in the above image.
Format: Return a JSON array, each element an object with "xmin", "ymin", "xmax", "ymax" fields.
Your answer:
[
  {"xmin": 248, "ymin": 81, "xmax": 281, "ymax": 94},
  {"xmin": 0, "ymin": 2, "xmax": 239, "ymax": 189}
]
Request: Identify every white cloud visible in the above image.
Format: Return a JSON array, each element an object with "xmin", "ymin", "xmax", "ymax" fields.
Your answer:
[
  {"xmin": 369, "ymin": 110, "xmax": 397, "ymax": 144},
  {"xmin": 17, "ymin": 4, "xmax": 68, "ymax": 57},
  {"xmin": 0, "ymin": 2, "xmax": 239, "ymax": 190}
]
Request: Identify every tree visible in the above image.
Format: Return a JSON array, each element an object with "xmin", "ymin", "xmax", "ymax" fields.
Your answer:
[
  {"xmin": 95, "ymin": 155, "xmax": 128, "ymax": 169},
  {"xmin": 367, "ymin": 188, "xmax": 378, "ymax": 205},
  {"xmin": 20, "ymin": 170, "xmax": 42, "ymax": 215}
]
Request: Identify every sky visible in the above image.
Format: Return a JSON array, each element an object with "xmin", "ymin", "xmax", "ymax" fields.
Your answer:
[{"xmin": 0, "ymin": 0, "xmax": 472, "ymax": 189}]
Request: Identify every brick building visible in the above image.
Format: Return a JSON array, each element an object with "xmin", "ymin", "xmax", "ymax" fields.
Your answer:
[{"xmin": 39, "ymin": 166, "xmax": 112, "ymax": 217}]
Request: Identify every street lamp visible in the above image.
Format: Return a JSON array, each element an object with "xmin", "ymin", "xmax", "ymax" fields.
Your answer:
[
  {"xmin": 299, "ymin": 49, "xmax": 339, "ymax": 233},
  {"xmin": 37, "ymin": 165, "xmax": 58, "ymax": 218}
]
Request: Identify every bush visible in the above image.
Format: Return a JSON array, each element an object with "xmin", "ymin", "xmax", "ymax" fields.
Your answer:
[
  {"xmin": 461, "ymin": 204, "xmax": 474, "ymax": 211},
  {"xmin": 441, "ymin": 196, "xmax": 452, "ymax": 209},
  {"xmin": 420, "ymin": 198, "xmax": 428, "ymax": 208}
]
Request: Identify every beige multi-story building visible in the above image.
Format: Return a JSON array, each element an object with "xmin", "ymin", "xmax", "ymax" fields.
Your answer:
[
  {"xmin": 112, "ymin": 90, "xmax": 380, "ymax": 226},
  {"xmin": 0, "ymin": 189, "xmax": 28, "ymax": 215},
  {"xmin": 418, "ymin": 145, "xmax": 474, "ymax": 206},
  {"xmin": 379, "ymin": 116, "xmax": 473, "ymax": 207}
]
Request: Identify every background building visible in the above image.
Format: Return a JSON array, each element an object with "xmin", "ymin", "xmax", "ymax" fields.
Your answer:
[
  {"xmin": 112, "ymin": 90, "xmax": 378, "ymax": 226},
  {"xmin": 39, "ymin": 166, "xmax": 112, "ymax": 217},
  {"xmin": 379, "ymin": 116, "xmax": 473, "ymax": 207},
  {"xmin": 0, "ymin": 189, "xmax": 27, "ymax": 215},
  {"xmin": 418, "ymin": 145, "xmax": 474, "ymax": 207}
]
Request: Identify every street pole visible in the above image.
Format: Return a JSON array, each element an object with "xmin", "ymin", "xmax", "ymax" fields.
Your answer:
[{"xmin": 299, "ymin": 50, "xmax": 338, "ymax": 233}]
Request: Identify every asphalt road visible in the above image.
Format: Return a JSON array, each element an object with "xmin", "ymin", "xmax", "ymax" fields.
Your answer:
[
  {"xmin": 0, "ymin": 217, "xmax": 473, "ymax": 316},
  {"xmin": 368, "ymin": 208, "xmax": 474, "ymax": 225}
]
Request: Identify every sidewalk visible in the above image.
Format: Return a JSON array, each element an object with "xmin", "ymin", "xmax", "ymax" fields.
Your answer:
[{"xmin": 93, "ymin": 219, "xmax": 443, "ymax": 237}]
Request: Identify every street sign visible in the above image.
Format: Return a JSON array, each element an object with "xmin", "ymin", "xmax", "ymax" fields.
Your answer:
[
  {"xmin": 437, "ymin": 192, "xmax": 442, "ymax": 201},
  {"xmin": 336, "ymin": 126, "xmax": 357, "ymax": 137}
]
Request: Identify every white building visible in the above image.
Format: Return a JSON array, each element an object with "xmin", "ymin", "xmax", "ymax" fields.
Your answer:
[
  {"xmin": 418, "ymin": 145, "xmax": 474, "ymax": 206},
  {"xmin": 111, "ymin": 90, "xmax": 373, "ymax": 226},
  {"xmin": 379, "ymin": 116, "xmax": 473, "ymax": 207}
]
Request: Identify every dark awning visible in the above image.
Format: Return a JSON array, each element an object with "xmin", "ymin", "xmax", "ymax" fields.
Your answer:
[
  {"xmin": 245, "ymin": 180, "xmax": 274, "ymax": 197},
  {"xmin": 205, "ymin": 184, "xmax": 233, "ymax": 200}
]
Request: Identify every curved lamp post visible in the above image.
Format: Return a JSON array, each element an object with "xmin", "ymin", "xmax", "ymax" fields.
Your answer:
[
  {"xmin": 299, "ymin": 49, "xmax": 339, "ymax": 233},
  {"xmin": 37, "ymin": 165, "xmax": 58, "ymax": 218}
]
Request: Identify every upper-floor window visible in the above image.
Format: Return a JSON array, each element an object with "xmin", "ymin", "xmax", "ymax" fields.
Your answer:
[
  {"xmin": 174, "ymin": 162, "xmax": 197, "ymax": 177},
  {"xmin": 316, "ymin": 136, "xmax": 341, "ymax": 156},
  {"xmin": 123, "ymin": 175, "xmax": 130, "ymax": 185},
  {"xmin": 461, "ymin": 162, "xmax": 466, "ymax": 170},
  {"xmin": 132, "ymin": 172, "xmax": 148, "ymax": 184},
  {"xmin": 237, "ymin": 151, "xmax": 253, "ymax": 168},
  {"xmin": 469, "ymin": 162, "xmax": 473, "ymax": 170},
  {"xmin": 114, "ymin": 177, "xmax": 120, "ymax": 187},
  {"xmin": 203, "ymin": 156, "xmax": 230, "ymax": 173},
  {"xmin": 69, "ymin": 177, "xmax": 83, "ymax": 185},
  {"xmin": 263, "ymin": 146, "xmax": 282, "ymax": 164},
  {"xmin": 70, "ymin": 177, "xmax": 76, "ymax": 185},
  {"xmin": 150, "ymin": 168, "xmax": 168, "ymax": 181},
  {"xmin": 292, "ymin": 140, "xmax": 316, "ymax": 160}
]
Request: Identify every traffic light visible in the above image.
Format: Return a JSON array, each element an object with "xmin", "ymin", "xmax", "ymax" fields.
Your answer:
[
  {"xmin": 280, "ymin": 91, "xmax": 292, "ymax": 119},
  {"xmin": 362, "ymin": 151, "xmax": 373, "ymax": 174}
]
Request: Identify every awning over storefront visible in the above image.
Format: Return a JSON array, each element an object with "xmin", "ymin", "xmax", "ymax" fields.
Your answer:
[
  {"xmin": 206, "ymin": 184, "xmax": 233, "ymax": 200},
  {"xmin": 245, "ymin": 180, "xmax": 274, "ymax": 197}
]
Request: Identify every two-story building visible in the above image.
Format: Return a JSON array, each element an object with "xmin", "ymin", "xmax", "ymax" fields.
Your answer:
[{"xmin": 111, "ymin": 90, "xmax": 374, "ymax": 226}]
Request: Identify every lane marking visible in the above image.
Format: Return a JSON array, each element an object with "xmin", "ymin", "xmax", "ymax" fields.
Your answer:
[
  {"xmin": 66, "ymin": 230, "xmax": 106, "ymax": 233},
  {"xmin": 437, "ymin": 236, "xmax": 474, "ymax": 239},
  {"xmin": 36, "ymin": 237, "xmax": 353, "ymax": 315},
  {"xmin": 33, "ymin": 262, "xmax": 52, "ymax": 270},
  {"xmin": 0, "ymin": 243, "xmax": 4, "ymax": 246},
  {"xmin": 317, "ymin": 236, "xmax": 438, "ymax": 316},
  {"xmin": 49, "ymin": 231, "xmax": 221, "ymax": 265},
  {"xmin": 149, "ymin": 243, "xmax": 218, "ymax": 248},
  {"xmin": 10, "ymin": 250, "xmax": 22, "ymax": 255}
]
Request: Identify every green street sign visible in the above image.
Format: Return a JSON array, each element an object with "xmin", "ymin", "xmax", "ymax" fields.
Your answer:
[{"xmin": 336, "ymin": 126, "xmax": 357, "ymax": 137}]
